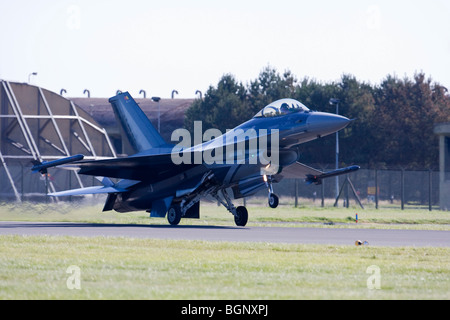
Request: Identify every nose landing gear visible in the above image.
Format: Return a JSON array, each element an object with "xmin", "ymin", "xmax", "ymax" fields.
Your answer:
[
  {"xmin": 268, "ymin": 193, "xmax": 279, "ymax": 208},
  {"xmin": 264, "ymin": 175, "xmax": 279, "ymax": 209}
]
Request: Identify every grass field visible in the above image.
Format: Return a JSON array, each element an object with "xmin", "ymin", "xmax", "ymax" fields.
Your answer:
[
  {"xmin": 1, "ymin": 201, "xmax": 449, "ymax": 300},
  {"xmin": 1, "ymin": 200, "xmax": 449, "ymax": 230},
  {"xmin": 1, "ymin": 235, "xmax": 449, "ymax": 299}
]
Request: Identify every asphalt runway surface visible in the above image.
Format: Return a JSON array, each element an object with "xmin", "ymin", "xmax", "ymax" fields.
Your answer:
[{"xmin": 1, "ymin": 221, "xmax": 449, "ymax": 247}]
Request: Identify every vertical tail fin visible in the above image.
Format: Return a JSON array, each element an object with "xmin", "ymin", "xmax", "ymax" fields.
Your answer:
[{"xmin": 109, "ymin": 92, "xmax": 166, "ymax": 154}]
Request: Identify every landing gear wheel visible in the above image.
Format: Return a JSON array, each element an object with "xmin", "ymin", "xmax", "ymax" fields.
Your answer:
[
  {"xmin": 167, "ymin": 204, "xmax": 182, "ymax": 226},
  {"xmin": 268, "ymin": 193, "xmax": 279, "ymax": 208},
  {"xmin": 234, "ymin": 206, "xmax": 248, "ymax": 227}
]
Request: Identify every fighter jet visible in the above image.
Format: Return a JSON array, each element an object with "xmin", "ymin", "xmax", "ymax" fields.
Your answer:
[{"xmin": 31, "ymin": 92, "xmax": 358, "ymax": 226}]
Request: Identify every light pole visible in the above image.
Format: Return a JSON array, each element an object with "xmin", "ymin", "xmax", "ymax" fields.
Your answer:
[
  {"xmin": 329, "ymin": 98, "xmax": 340, "ymax": 202},
  {"xmin": 28, "ymin": 72, "xmax": 38, "ymax": 84},
  {"xmin": 152, "ymin": 96, "xmax": 161, "ymax": 133}
]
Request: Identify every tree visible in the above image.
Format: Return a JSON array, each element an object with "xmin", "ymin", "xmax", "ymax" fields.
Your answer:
[
  {"xmin": 289, "ymin": 77, "xmax": 340, "ymax": 164},
  {"xmin": 337, "ymin": 75, "xmax": 377, "ymax": 167},
  {"xmin": 291, "ymin": 75, "xmax": 376, "ymax": 166},
  {"xmin": 371, "ymin": 73, "xmax": 450, "ymax": 169},
  {"xmin": 183, "ymin": 68, "xmax": 450, "ymax": 169},
  {"xmin": 184, "ymin": 74, "xmax": 249, "ymax": 133},
  {"xmin": 248, "ymin": 66, "xmax": 298, "ymax": 112}
]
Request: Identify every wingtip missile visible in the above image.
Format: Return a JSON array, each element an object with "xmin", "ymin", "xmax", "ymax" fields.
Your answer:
[{"xmin": 31, "ymin": 154, "xmax": 84, "ymax": 174}]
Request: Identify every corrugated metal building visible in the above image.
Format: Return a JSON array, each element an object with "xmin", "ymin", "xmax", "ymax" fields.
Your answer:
[
  {"xmin": 0, "ymin": 81, "xmax": 116, "ymax": 202},
  {"xmin": 0, "ymin": 80, "xmax": 194, "ymax": 202}
]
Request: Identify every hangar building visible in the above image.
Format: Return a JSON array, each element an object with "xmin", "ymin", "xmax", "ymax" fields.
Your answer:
[
  {"xmin": 0, "ymin": 80, "xmax": 117, "ymax": 202},
  {"xmin": 0, "ymin": 80, "xmax": 194, "ymax": 202}
]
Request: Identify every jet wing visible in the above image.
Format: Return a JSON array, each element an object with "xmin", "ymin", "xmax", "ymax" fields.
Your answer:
[
  {"xmin": 62, "ymin": 152, "xmax": 202, "ymax": 182},
  {"xmin": 280, "ymin": 162, "xmax": 323, "ymax": 179},
  {"xmin": 280, "ymin": 162, "xmax": 359, "ymax": 185}
]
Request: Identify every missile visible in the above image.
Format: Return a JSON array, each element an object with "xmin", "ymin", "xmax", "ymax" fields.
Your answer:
[
  {"xmin": 31, "ymin": 154, "xmax": 84, "ymax": 174},
  {"xmin": 305, "ymin": 165, "xmax": 360, "ymax": 185}
]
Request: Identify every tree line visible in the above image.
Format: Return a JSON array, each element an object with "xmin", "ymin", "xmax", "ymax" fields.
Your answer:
[{"xmin": 184, "ymin": 67, "xmax": 450, "ymax": 170}]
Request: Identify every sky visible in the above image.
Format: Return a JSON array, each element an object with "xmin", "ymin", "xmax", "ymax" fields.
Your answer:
[{"xmin": 1, "ymin": 0, "xmax": 449, "ymax": 99}]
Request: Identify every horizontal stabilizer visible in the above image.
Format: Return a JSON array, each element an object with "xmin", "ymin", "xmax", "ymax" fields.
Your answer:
[{"xmin": 49, "ymin": 185, "xmax": 127, "ymax": 197}]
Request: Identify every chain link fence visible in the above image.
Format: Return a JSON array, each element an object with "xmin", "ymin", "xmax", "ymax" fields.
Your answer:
[
  {"xmin": 249, "ymin": 167, "xmax": 441, "ymax": 210},
  {"xmin": 0, "ymin": 162, "xmax": 444, "ymax": 210},
  {"xmin": 0, "ymin": 161, "xmax": 99, "ymax": 202}
]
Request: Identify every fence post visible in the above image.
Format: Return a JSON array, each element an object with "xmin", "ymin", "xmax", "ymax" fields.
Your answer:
[
  {"xmin": 429, "ymin": 169, "xmax": 432, "ymax": 211},
  {"xmin": 401, "ymin": 169, "xmax": 405, "ymax": 210},
  {"xmin": 294, "ymin": 179, "xmax": 298, "ymax": 208},
  {"xmin": 321, "ymin": 180, "xmax": 325, "ymax": 208},
  {"xmin": 345, "ymin": 176, "xmax": 349, "ymax": 208},
  {"xmin": 375, "ymin": 169, "xmax": 378, "ymax": 210}
]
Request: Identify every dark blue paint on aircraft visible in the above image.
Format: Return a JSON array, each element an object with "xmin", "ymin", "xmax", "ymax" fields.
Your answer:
[{"xmin": 31, "ymin": 92, "xmax": 358, "ymax": 226}]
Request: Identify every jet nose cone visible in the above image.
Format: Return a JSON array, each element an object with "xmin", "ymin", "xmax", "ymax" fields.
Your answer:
[{"xmin": 307, "ymin": 112, "xmax": 351, "ymax": 136}]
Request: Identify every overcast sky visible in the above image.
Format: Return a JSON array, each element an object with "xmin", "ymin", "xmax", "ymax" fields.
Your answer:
[{"xmin": 1, "ymin": 0, "xmax": 449, "ymax": 99}]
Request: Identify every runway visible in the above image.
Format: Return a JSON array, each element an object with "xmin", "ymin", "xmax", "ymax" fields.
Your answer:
[{"xmin": 1, "ymin": 221, "xmax": 449, "ymax": 247}]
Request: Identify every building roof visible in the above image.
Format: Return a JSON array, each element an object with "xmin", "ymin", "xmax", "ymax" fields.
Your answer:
[
  {"xmin": 434, "ymin": 122, "xmax": 450, "ymax": 135},
  {"xmin": 71, "ymin": 97, "xmax": 194, "ymax": 143}
]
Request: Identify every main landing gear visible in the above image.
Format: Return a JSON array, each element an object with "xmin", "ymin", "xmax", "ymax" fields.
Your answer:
[
  {"xmin": 211, "ymin": 174, "xmax": 279, "ymax": 227},
  {"xmin": 212, "ymin": 175, "xmax": 279, "ymax": 227},
  {"xmin": 167, "ymin": 204, "xmax": 182, "ymax": 226},
  {"xmin": 264, "ymin": 175, "xmax": 279, "ymax": 209},
  {"xmin": 167, "ymin": 174, "xmax": 279, "ymax": 227},
  {"xmin": 213, "ymin": 189, "xmax": 248, "ymax": 227}
]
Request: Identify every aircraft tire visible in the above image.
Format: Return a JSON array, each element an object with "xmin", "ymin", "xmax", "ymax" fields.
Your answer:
[
  {"xmin": 234, "ymin": 206, "xmax": 248, "ymax": 227},
  {"xmin": 268, "ymin": 193, "xmax": 279, "ymax": 208},
  {"xmin": 167, "ymin": 204, "xmax": 182, "ymax": 225}
]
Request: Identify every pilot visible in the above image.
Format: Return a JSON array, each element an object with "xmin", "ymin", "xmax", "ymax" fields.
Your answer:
[{"xmin": 280, "ymin": 103, "xmax": 289, "ymax": 114}]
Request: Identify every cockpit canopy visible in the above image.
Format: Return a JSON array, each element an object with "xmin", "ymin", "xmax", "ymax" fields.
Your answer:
[{"xmin": 253, "ymin": 98, "xmax": 310, "ymax": 118}]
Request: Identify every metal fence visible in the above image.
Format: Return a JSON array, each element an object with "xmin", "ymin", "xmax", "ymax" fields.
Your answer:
[
  {"xmin": 250, "ymin": 167, "xmax": 441, "ymax": 211},
  {"xmin": 0, "ymin": 163, "xmax": 443, "ymax": 210},
  {"xmin": 0, "ymin": 161, "xmax": 101, "ymax": 202}
]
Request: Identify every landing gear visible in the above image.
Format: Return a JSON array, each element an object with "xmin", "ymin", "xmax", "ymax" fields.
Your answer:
[
  {"xmin": 167, "ymin": 204, "xmax": 182, "ymax": 225},
  {"xmin": 213, "ymin": 189, "xmax": 249, "ymax": 227},
  {"xmin": 234, "ymin": 206, "xmax": 248, "ymax": 227},
  {"xmin": 264, "ymin": 175, "xmax": 279, "ymax": 208},
  {"xmin": 268, "ymin": 193, "xmax": 279, "ymax": 208}
]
